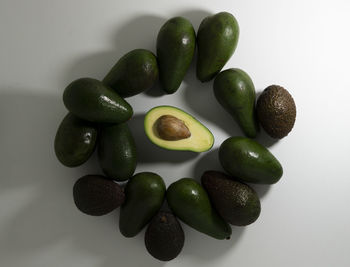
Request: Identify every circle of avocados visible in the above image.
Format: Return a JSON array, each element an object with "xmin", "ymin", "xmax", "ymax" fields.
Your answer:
[{"xmin": 257, "ymin": 85, "xmax": 296, "ymax": 139}]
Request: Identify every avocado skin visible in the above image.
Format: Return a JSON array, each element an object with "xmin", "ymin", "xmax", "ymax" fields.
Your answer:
[
  {"xmin": 157, "ymin": 17, "xmax": 196, "ymax": 94},
  {"xmin": 98, "ymin": 123, "xmax": 137, "ymax": 181},
  {"xmin": 145, "ymin": 211, "xmax": 184, "ymax": 261},
  {"xmin": 214, "ymin": 68, "xmax": 258, "ymax": 138},
  {"xmin": 63, "ymin": 78, "xmax": 133, "ymax": 123},
  {"xmin": 257, "ymin": 85, "xmax": 296, "ymax": 139},
  {"xmin": 73, "ymin": 175, "xmax": 125, "ymax": 216},
  {"xmin": 167, "ymin": 178, "xmax": 231, "ymax": 240},
  {"xmin": 219, "ymin": 137, "xmax": 283, "ymax": 184},
  {"xmin": 103, "ymin": 49, "xmax": 158, "ymax": 97},
  {"xmin": 119, "ymin": 172, "xmax": 166, "ymax": 238},
  {"xmin": 196, "ymin": 12, "xmax": 239, "ymax": 82},
  {"xmin": 54, "ymin": 113, "xmax": 97, "ymax": 167},
  {"xmin": 201, "ymin": 171, "xmax": 261, "ymax": 226}
]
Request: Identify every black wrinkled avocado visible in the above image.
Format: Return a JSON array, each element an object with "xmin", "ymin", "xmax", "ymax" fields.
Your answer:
[
  {"xmin": 145, "ymin": 211, "xmax": 184, "ymax": 261},
  {"xmin": 73, "ymin": 175, "xmax": 125, "ymax": 216},
  {"xmin": 201, "ymin": 170, "xmax": 261, "ymax": 226},
  {"xmin": 63, "ymin": 77, "xmax": 133, "ymax": 123},
  {"xmin": 257, "ymin": 85, "xmax": 296, "ymax": 139},
  {"xmin": 54, "ymin": 113, "xmax": 97, "ymax": 167},
  {"xmin": 103, "ymin": 49, "xmax": 158, "ymax": 97}
]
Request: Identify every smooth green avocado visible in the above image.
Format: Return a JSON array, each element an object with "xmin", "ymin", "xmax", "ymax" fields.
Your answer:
[
  {"xmin": 144, "ymin": 106, "xmax": 214, "ymax": 152},
  {"xmin": 201, "ymin": 170, "xmax": 261, "ymax": 226},
  {"xmin": 219, "ymin": 137, "xmax": 283, "ymax": 184},
  {"xmin": 214, "ymin": 68, "xmax": 258, "ymax": 138},
  {"xmin": 167, "ymin": 178, "xmax": 232, "ymax": 240},
  {"xmin": 257, "ymin": 85, "xmax": 296, "ymax": 139},
  {"xmin": 197, "ymin": 12, "xmax": 239, "ymax": 82}
]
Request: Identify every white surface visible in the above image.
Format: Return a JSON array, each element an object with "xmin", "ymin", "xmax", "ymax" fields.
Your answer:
[{"xmin": 1, "ymin": 0, "xmax": 349, "ymax": 266}]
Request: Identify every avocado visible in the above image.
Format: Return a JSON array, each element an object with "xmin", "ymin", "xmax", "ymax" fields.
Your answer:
[
  {"xmin": 119, "ymin": 172, "xmax": 166, "ymax": 238},
  {"xmin": 63, "ymin": 78, "xmax": 133, "ymax": 123},
  {"xmin": 257, "ymin": 85, "xmax": 296, "ymax": 139},
  {"xmin": 219, "ymin": 137, "xmax": 283, "ymax": 184},
  {"xmin": 145, "ymin": 211, "xmax": 184, "ymax": 261},
  {"xmin": 167, "ymin": 178, "xmax": 231, "ymax": 240},
  {"xmin": 98, "ymin": 122, "xmax": 137, "ymax": 181},
  {"xmin": 214, "ymin": 68, "xmax": 258, "ymax": 138},
  {"xmin": 157, "ymin": 17, "xmax": 196, "ymax": 94},
  {"xmin": 73, "ymin": 175, "xmax": 125, "ymax": 216},
  {"xmin": 103, "ymin": 49, "xmax": 158, "ymax": 97},
  {"xmin": 196, "ymin": 12, "xmax": 239, "ymax": 82},
  {"xmin": 201, "ymin": 171, "xmax": 261, "ymax": 226},
  {"xmin": 54, "ymin": 113, "xmax": 98, "ymax": 167},
  {"xmin": 144, "ymin": 106, "xmax": 214, "ymax": 152}
]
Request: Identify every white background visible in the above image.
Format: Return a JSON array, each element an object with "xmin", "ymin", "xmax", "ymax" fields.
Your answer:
[{"xmin": 1, "ymin": 0, "xmax": 349, "ymax": 266}]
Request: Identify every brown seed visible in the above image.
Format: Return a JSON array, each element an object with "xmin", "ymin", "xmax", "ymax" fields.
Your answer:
[{"xmin": 155, "ymin": 115, "xmax": 191, "ymax": 141}]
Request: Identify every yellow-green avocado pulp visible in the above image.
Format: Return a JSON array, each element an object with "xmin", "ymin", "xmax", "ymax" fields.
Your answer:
[{"xmin": 144, "ymin": 106, "xmax": 214, "ymax": 152}]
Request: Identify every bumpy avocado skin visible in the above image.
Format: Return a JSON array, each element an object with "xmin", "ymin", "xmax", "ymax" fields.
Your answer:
[
  {"xmin": 98, "ymin": 123, "xmax": 137, "ymax": 181},
  {"xmin": 73, "ymin": 175, "xmax": 125, "ymax": 216},
  {"xmin": 214, "ymin": 68, "xmax": 258, "ymax": 138},
  {"xmin": 196, "ymin": 12, "xmax": 239, "ymax": 82},
  {"xmin": 63, "ymin": 78, "xmax": 133, "ymax": 123},
  {"xmin": 103, "ymin": 49, "xmax": 159, "ymax": 97},
  {"xmin": 54, "ymin": 113, "xmax": 97, "ymax": 167},
  {"xmin": 219, "ymin": 137, "xmax": 283, "ymax": 184},
  {"xmin": 167, "ymin": 178, "xmax": 231, "ymax": 240},
  {"xmin": 145, "ymin": 211, "xmax": 185, "ymax": 261},
  {"xmin": 119, "ymin": 172, "xmax": 166, "ymax": 238},
  {"xmin": 157, "ymin": 17, "xmax": 196, "ymax": 94},
  {"xmin": 257, "ymin": 85, "xmax": 296, "ymax": 139},
  {"xmin": 201, "ymin": 170, "xmax": 261, "ymax": 226}
]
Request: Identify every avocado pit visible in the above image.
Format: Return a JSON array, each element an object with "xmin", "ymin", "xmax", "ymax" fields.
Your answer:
[{"xmin": 155, "ymin": 115, "xmax": 191, "ymax": 141}]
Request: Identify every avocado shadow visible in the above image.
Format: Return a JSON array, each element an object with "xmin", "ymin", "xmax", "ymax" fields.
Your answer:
[
  {"xmin": 176, "ymin": 9, "xmax": 212, "ymax": 30},
  {"xmin": 0, "ymin": 91, "xmax": 164, "ymax": 267},
  {"xmin": 128, "ymin": 114, "xmax": 198, "ymax": 164}
]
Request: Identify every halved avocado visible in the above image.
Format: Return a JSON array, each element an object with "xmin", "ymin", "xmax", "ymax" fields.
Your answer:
[{"xmin": 144, "ymin": 106, "xmax": 214, "ymax": 152}]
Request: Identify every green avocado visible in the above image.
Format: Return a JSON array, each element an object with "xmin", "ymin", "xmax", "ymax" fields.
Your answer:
[
  {"xmin": 63, "ymin": 78, "xmax": 133, "ymax": 123},
  {"xmin": 219, "ymin": 137, "xmax": 283, "ymax": 184},
  {"xmin": 119, "ymin": 172, "xmax": 166, "ymax": 238},
  {"xmin": 201, "ymin": 170, "xmax": 261, "ymax": 226},
  {"xmin": 214, "ymin": 68, "xmax": 258, "ymax": 138},
  {"xmin": 196, "ymin": 12, "xmax": 239, "ymax": 82},
  {"xmin": 98, "ymin": 123, "xmax": 137, "ymax": 181},
  {"xmin": 144, "ymin": 106, "xmax": 214, "ymax": 152},
  {"xmin": 167, "ymin": 178, "xmax": 231, "ymax": 240},
  {"xmin": 73, "ymin": 175, "xmax": 125, "ymax": 216},
  {"xmin": 157, "ymin": 17, "xmax": 196, "ymax": 94},
  {"xmin": 103, "ymin": 49, "xmax": 159, "ymax": 97},
  {"xmin": 257, "ymin": 85, "xmax": 296, "ymax": 139},
  {"xmin": 54, "ymin": 113, "xmax": 97, "ymax": 167},
  {"xmin": 145, "ymin": 211, "xmax": 185, "ymax": 261}
]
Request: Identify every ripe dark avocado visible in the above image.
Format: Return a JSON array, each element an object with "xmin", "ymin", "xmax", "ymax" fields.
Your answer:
[
  {"xmin": 145, "ymin": 211, "xmax": 184, "ymax": 261},
  {"xmin": 54, "ymin": 113, "xmax": 97, "ymax": 167},
  {"xmin": 119, "ymin": 172, "xmax": 166, "ymax": 238},
  {"xmin": 214, "ymin": 68, "xmax": 258, "ymax": 138},
  {"xmin": 167, "ymin": 178, "xmax": 231, "ymax": 240},
  {"xmin": 98, "ymin": 123, "xmax": 137, "ymax": 181},
  {"xmin": 197, "ymin": 12, "xmax": 239, "ymax": 82},
  {"xmin": 63, "ymin": 78, "xmax": 133, "ymax": 123},
  {"xmin": 157, "ymin": 17, "xmax": 196, "ymax": 94},
  {"xmin": 103, "ymin": 49, "xmax": 158, "ymax": 97},
  {"xmin": 73, "ymin": 175, "xmax": 125, "ymax": 216},
  {"xmin": 201, "ymin": 171, "xmax": 261, "ymax": 226},
  {"xmin": 257, "ymin": 85, "xmax": 296, "ymax": 139},
  {"xmin": 219, "ymin": 137, "xmax": 283, "ymax": 184}
]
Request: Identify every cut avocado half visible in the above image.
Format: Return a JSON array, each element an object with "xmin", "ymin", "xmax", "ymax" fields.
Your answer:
[{"xmin": 144, "ymin": 106, "xmax": 214, "ymax": 152}]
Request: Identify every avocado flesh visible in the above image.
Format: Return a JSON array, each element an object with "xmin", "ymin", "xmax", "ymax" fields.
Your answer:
[
  {"xmin": 219, "ymin": 137, "xmax": 283, "ymax": 184},
  {"xmin": 144, "ymin": 106, "xmax": 214, "ymax": 152},
  {"xmin": 157, "ymin": 17, "xmax": 196, "ymax": 94},
  {"xmin": 214, "ymin": 68, "xmax": 258, "ymax": 138}
]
